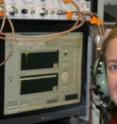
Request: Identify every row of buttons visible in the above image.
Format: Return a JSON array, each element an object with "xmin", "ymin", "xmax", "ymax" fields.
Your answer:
[
  {"xmin": 8, "ymin": 6, "xmax": 67, "ymax": 16},
  {"xmin": 7, "ymin": 100, "xmax": 28, "ymax": 109}
]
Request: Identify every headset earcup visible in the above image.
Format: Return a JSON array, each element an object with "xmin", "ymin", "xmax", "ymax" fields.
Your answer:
[{"xmin": 94, "ymin": 58, "xmax": 109, "ymax": 97}]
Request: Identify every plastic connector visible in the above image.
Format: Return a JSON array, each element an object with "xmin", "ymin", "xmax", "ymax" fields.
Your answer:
[
  {"xmin": 0, "ymin": 11, "xmax": 4, "ymax": 17},
  {"xmin": 66, "ymin": 11, "xmax": 73, "ymax": 20},
  {"xmin": 0, "ymin": 0, "xmax": 4, "ymax": 4},
  {"xmin": 89, "ymin": 16, "xmax": 103, "ymax": 26},
  {"xmin": 63, "ymin": 0, "xmax": 73, "ymax": 4}
]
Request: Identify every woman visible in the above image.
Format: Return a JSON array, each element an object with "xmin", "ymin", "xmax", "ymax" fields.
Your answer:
[{"xmin": 102, "ymin": 26, "xmax": 117, "ymax": 124}]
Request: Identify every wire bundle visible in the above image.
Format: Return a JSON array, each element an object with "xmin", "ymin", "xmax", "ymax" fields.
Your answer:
[{"xmin": 0, "ymin": 0, "xmax": 105, "ymax": 66}]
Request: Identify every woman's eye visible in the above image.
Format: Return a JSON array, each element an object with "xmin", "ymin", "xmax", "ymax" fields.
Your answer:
[{"xmin": 108, "ymin": 64, "xmax": 117, "ymax": 71}]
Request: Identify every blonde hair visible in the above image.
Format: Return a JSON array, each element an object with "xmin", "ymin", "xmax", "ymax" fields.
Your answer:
[{"xmin": 102, "ymin": 26, "xmax": 117, "ymax": 59}]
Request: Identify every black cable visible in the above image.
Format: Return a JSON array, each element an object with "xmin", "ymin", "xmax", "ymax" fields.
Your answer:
[
  {"xmin": 96, "ymin": 105, "xmax": 110, "ymax": 123},
  {"xmin": 90, "ymin": 97, "xmax": 110, "ymax": 124}
]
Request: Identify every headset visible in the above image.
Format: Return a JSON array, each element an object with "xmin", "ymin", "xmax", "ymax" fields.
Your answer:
[
  {"xmin": 93, "ymin": 55, "xmax": 109, "ymax": 99},
  {"xmin": 93, "ymin": 56, "xmax": 111, "ymax": 123}
]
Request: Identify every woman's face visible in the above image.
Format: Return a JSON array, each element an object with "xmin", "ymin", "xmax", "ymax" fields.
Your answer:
[{"xmin": 106, "ymin": 38, "xmax": 117, "ymax": 105}]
